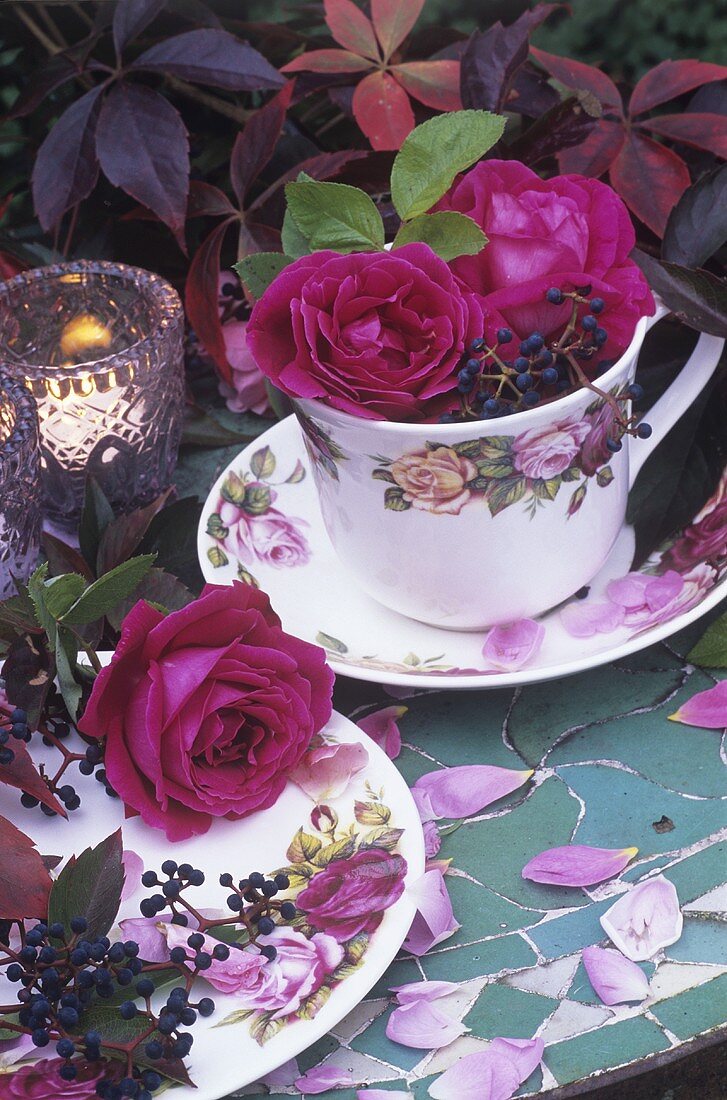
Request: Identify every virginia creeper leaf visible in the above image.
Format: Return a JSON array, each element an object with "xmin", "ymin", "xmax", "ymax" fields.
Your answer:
[
  {"xmin": 632, "ymin": 250, "xmax": 727, "ymax": 337},
  {"xmin": 461, "ymin": 5, "xmax": 560, "ymax": 113},
  {"xmin": 392, "ymin": 61, "xmax": 462, "ymax": 111},
  {"xmin": 185, "ymin": 218, "xmax": 236, "ymax": 382},
  {"xmin": 663, "ymin": 164, "xmax": 727, "ymax": 268},
  {"xmin": 31, "ymin": 84, "xmax": 104, "ymax": 231},
  {"xmin": 132, "ymin": 28, "xmax": 283, "ymax": 90},
  {"xmin": 639, "ymin": 113, "xmax": 727, "ymax": 159},
  {"xmin": 323, "ymin": 0, "xmax": 379, "ymax": 61},
  {"xmin": 558, "ymin": 118, "xmax": 624, "ymax": 176},
  {"xmin": 629, "ymin": 59, "xmax": 727, "ymax": 117},
  {"xmin": 371, "ymin": 0, "xmax": 424, "ymax": 61},
  {"xmin": 48, "ymin": 831, "xmax": 124, "ymax": 941},
  {"xmin": 530, "ymin": 46, "xmax": 622, "ymax": 112},
  {"xmin": 113, "ymin": 0, "xmax": 167, "ymax": 57},
  {"xmin": 230, "ymin": 82, "xmax": 293, "ymax": 206},
  {"xmin": 0, "ymin": 815, "xmax": 53, "ymax": 920},
  {"xmin": 353, "ymin": 70, "xmax": 415, "ymax": 151},
  {"xmin": 609, "ymin": 132, "xmax": 691, "ymax": 237},
  {"xmin": 0, "ymin": 739, "xmax": 65, "ymax": 817},
  {"xmin": 282, "ymin": 48, "xmax": 372, "ymax": 74}
]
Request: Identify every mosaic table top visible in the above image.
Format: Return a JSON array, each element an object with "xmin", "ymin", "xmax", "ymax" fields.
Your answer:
[{"xmin": 176, "ymin": 420, "xmax": 726, "ymax": 1100}]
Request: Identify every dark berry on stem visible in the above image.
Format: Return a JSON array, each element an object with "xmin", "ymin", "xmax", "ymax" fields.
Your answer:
[
  {"xmin": 541, "ymin": 367, "xmax": 559, "ymax": 385},
  {"xmin": 219, "ymin": 872, "xmax": 233, "ymax": 888},
  {"xmin": 280, "ymin": 901, "xmax": 297, "ymax": 920},
  {"xmin": 606, "ymin": 437, "xmax": 622, "ymax": 453},
  {"xmin": 169, "ymin": 946, "xmax": 187, "ymax": 964},
  {"xmin": 145, "ymin": 1040, "xmax": 163, "ymax": 1059},
  {"xmin": 496, "ymin": 328, "xmax": 512, "ymax": 343},
  {"xmin": 161, "ymin": 859, "xmax": 178, "ymax": 876},
  {"xmin": 258, "ymin": 916, "xmax": 275, "ymax": 935},
  {"xmin": 198, "ymin": 997, "xmax": 215, "ymax": 1017},
  {"xmin": 590, "ymin": 297, "xmax": 605, "ymax": 313},
  {"xmin": 470, "ymin": 338, "xmax": 486, "ymax": 353},
  {"xmin": 136, "ymin": 978, "xmax": 155, "ymax": 998},
  {"xmin": 260, "ymin": 944, "xmax": 277, "ymax": 961},
  {"xmin": 514, "ymin": 357, "xmax": 529, "ymax": 373},
  {"xmin": 212, "ymin": 943, "xmax": 229, "ymax": 961},
  {"xmin": 546, "ymin": 287, "xmax": 564, "ymax": 304},
  {"xmin": 636, "ymin": 422, "xmax": 652, "ymax": 438}
]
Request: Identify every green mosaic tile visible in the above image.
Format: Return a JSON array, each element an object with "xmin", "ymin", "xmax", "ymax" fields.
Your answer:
[
  {"xmin": 368, "ymin": 959, "xmax": 422, "ymax": 1000},
  {"xmin": 516, "ymin": 1065, "xmax": 543, "ymax": 1095},
  {"xmin": 451, "ymin": 776, "xmax": 585, "ymax": 910},
  {"xmin": 295, "ymin": 1033, "xmax": 341, "ymax": 1074},
  {"xmin": 612, "ymin": 644, "xmax": 685, "ymax": 672},
  {"xmin": 349, "ymin": 1007, "xmax": 427, "ymax": 1071},
  {"xmin": 432, "ymin": 874, "xmax": 535, "ymax": 943},
  {"xmin": 666, "ymin": 917, "xmax": 727, "ymax": 964},
  {"xmin": 651, "ymin": 973, "xmax": 727, "ymax": 1039},
  {"xmin": 544, "ymin": 1016, "xmax": 671, "ymax": 1083},
  {"xmin": 420, "ymin": 934, "xmax": 536, "ymax": 982},
  {"xmin": 528, "ymin": 899, "xmax": 613, "ymax": 959},
  {"xmin": 568, "ymin": 958, "xmax": 655, "ymax": 1003},
  {"xmin": 390, "ymin": 745, "xmax": 444, "ymax": 788},
  {"xmin": 655, "ymin": 841, "xmax": 727, "ymax": 904},
  {"xmin": 402, "ymin": 691, "xmax": 524, "ymax": 770},
  {"xmin": 464, "ymin": 984, "xmax": 558, "ymax": 1039}
]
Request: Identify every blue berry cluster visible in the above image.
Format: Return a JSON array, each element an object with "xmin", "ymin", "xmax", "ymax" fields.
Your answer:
[{"xmin": 0, "ymin": 706, "xmax": 28, "ymax": 766}]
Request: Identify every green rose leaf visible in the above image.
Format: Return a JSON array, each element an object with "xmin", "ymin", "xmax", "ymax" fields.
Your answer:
[
  {"xmin": 234, "ymin": 253, "xmax": 293, "ymax": 301},
  {"xmin": 285, "ymin": 179, "xmax": 385, "ymax": 253},
  {"xmin": 354, "ymin": 800, "xmax": 391, "ymax": 826},
  {"xmin": 60, "ymin": 555, "xmax": 155, "ymax": 626},
  {"xmin": 281, "ymin": 208, "xmax": 311, "ymax": 258},
  {"xmin": 532, "ymin": 477, "xmax": 561, "ymax": 501},
  {"xmin": 313, "ymin": 835, "xmax": 356, "ymax": 867},
  {"xmin": 48, "ymin": 829, "xmax": 124, "ymax": 940},
  {"xmin": 285, "ymin": 459, "xmax": 306, "ymax": 484},
  {"xmin": 596, "ymin": 465, "xmax": 615, "ymax": 487},
  {"xmin": 55, "ymin": 629, "xmax": 82, "ymax": 722},
  {"xmin": 687, "ymin": 613, "xmax": 727, "ymax": 668},
  {"xmin": 237, "ymin": 564, "xmax": 259, "ymax": 587},
  {"xmin": 206, "ymin": 513, "xmax": 228, "ymax": 541},
  {"xmin": 372, "ymin": 467, "xmax": 396, "ymax": 483},
  {"xmin": 250, "ymin": 1010, "xmax": 286, "ymax": 1045},
  {"xmin": 476, "ymin": 457, "xmax": 514, "ymax": 478},
  {"xmin": 391, "ymin": 110, "xmax": 506, "ymax": 221},
  {"xmin": 561, "ymin": 466, "xmax": 582, "ymax": 482},
  {"xmin": 250, "ymin": 445, "xmax": 276, "ymax": 479},
  {"xmin": 392, "ymin": 210, "xmax": 487, "ymax": 261}
]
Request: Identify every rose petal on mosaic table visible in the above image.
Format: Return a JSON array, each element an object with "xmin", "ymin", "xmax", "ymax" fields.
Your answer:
[
  {"xmin": 427, "ymin": 1048, "xmax": 522, "ymax": 1100},
  {"xmin": 295, "ymin": 1062, "xmax": 355, "ymax": 1093},
  {"xmin": 600, "ymin": 875, "xmax": 684, "ymax": 961},
  {"xmin": 669, "ymin": 680, "xmax": 727, "ymax": 729},
  {"xmin": 482, "ymin": 619, "xmax": 545, "ymax": 671},
  {"xmin": 403, "ymin": 869, "xmax": 460, "ymax": 956},
  {"xmin": 423, "ymin": 820, "xmax": 442, "ymax": 858},
  {"xmin": 386, "ymin": 997, "xmax": 469, "ymax": 1048},
  {"xmin": 560, "ymin": 599, "xmax": 626, "ymax": 638},
  {"xmin": 260, "ymin": 1057, "xmax": 300, "ymax": 1088},
  {"xmin": 490, "ymin": 1036, "xmax": 545, "ymax": 1082},
  {"xmin": 413, "ymin": 764, "xmax": 533, "ymax": 820},
  {"xmin": 288, "ymin": 734, "xmax": 370, "ymax": 800},
  {"xmin": 582, "ymin": 945, "xmax": 651, "ymax": 1005},
  {"xmin": 391, "ymin": 980, "xmax": 460, "ymax": 1003},
  {"xmin": 356, "ymin": 705, "xmax": 408, "ymax": 759},
  {"xmin": 522, "ymin": 844, "xmax": 639, "ymax": 887}
]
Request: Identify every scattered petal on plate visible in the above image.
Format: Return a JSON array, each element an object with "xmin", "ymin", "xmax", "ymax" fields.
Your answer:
[
  {"xmin": 669, "ymin": 680, "xmax": 727, "ymax": 729},
  {"xmin": 386, "ymin": 998, "xmax": 469, "ymax": 1048},
  {"xmin": 403, "ymin": 869, "xmax": 460, "ymax": 956},
  {"xmin": 391, "ymin": 979, "xmax": 459, "ymax": 1003},
  {"xmin": 413, "ymin": 765, "xmax": 533, "ymax": 820},
  {"xmin": 288, "ymin": 734, "xmax": 369, "ymax": 800},
  {"xmin": 489, "ymin": 1036, "xmax": 544, "ymax": 1083},
  {"xmin": 261, "ymin": 1057, "xmax": 299, "ymax": 1087},
  {"xmin": 482, "ymin": 619, "xmax": 545, "ymax": 670},
  {"xmin": 423, "ymin": 820, "xmax": 442, "ymax": 858},
  {"xmin": 522, "ymin": 844, "xmax": 638, "ymax": 886},
  {"xmin": 582, "ymin": 945, "xmax": 651, "ymax": 1005},
  {"xmin": 357, "ymin": 705, "xmax": 407, "ymax": 758},
  {"xmin": 560, "ymin": 600, "xmax": 626, "ymax": 638},
  {"xmin": 295, "ymin": 1063, "xmax": 354, "ymax": 1094},
  {"xmin": 120, "ymin": 849, "xmax": 145, "ymax": 901},
  {"xmin": 428, "ymin": 1049, "xmax": 521, "ymax": 1100},
  {"xmin": 607, "ymin": 570, "xmax": 684, "ymax": 612},
  {"xmin": 600, "ymin": 875, "xmax": 683, "ymax": 961}
]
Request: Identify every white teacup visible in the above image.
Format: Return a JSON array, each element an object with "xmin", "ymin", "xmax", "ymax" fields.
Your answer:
[{"xmin": 294, "ymin": 307, "xmax": 724, "ymax": 630}]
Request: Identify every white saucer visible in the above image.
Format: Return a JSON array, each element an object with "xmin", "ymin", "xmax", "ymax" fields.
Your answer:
[{"xmin": 198, "ymin": 416, "xmax": 727, "ymax": 690}]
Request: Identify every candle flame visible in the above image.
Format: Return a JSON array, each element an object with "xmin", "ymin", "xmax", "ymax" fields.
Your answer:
[{"xmin": 60, "ymin": 314, "xmax": 113, "ymax": 359}]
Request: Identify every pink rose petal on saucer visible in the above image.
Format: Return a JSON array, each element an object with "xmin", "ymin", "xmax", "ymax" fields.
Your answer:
[
  {"xmin": 490, "ymin": 1036, "xmax": 544, "ymax": 1083},
  {"xmin": 387, "ymin": 998, "xmax": 469, "ymax": 1048},
  {"xmin": 428, "ymin": 1049, "xmax": 521, "ymax": 1100},
  {"xmin": 403, "ymin": 870, "xmax": 460, "ymax": 956},
  {"xmin": 118, "ymin": 918, "xmax": 169, "ymax": 962},
  {"xmin": 560, "ymin": 600, "xmax": 626, "ymax": 638},
  {"xmin": 413, "ymin": 765, "xmax": 533, "ymax": 820},
  {"xmin": 669, "ymin": 680, "xmax": 727, "ymax": 728},
  {"xmin": 423, "ymin": 821, "xmax": 442, "ymax": 858},
  {"xmin": 391, "ymin": 979, "xmax": 459, "ymax": 1003},
  {"xmin": 600, "ymin": 875, "xmax": 683, "ymax": 961},
  {"xmin": 357, "ymin": 705, "xmax": 407, "ymax": 759},
  {"xmin": 295, "ymin": 1064, "xmax": 354, "ymax": 1093},
  {"xmin": 607, "ymin": 570, "xmax": 683, "ymax": 612},
  {"xmin": 482, "ymin": 619, "xmax": 545, "ymax": 671},
  {"xmin": 522, "ymin": 844, "xmax": 639, "ymax": 887},
  {"xmin": 582, "ymin": 946, "xmax": 651, "ymax": 1005},
  {"xmin": 121, "ymin": 850, "xmax": 145, "ymax": 902},
  {"xmin": 288, "ymin": 735, "xmax": 369, "ymax": 801}
]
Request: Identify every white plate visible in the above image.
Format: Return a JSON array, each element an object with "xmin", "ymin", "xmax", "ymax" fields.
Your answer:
[
  {"xmin": 198, "ymin": 416, "xmax": 727, "ymax": 690},
  {"xmin": 0, "ymin": 708, "xmax": 424, "ymax": 1099}
]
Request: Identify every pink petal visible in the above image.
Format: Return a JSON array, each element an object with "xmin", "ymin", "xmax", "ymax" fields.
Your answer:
[
  {"xmin": 403, "ymin": 869, "xmax": 460, "ymax": 956},
  {"xmin": 121, "ymin": 849, "xmax": 145, "ymax": 902},
  {"xmin": 560, "ymin": 600, "xmax": 626, "ymax": 638},
  {"xmin": 582, "ymin": 945, "xmax": 651, "ymax": 1005},
  {"xmin": 482, "ymin": 619, "xmax": 545, "ymax": 670},
  {"xmin": 669, "ymin": 680, "xmax": 727, "ymax": 729},
  {"xmin": 522, "ymin": 844, "xmax": 639, "ymax": 887},
  {"xmin": 428, "ymin": 1049, "xmax": 521, "ymax": 1100},
  {"xmin": 0, "ymin": 1032, "xmax": 35, "ymax": 1067},
  {"xmin": 606, "ymin": 570, "xmax": 683, "ymax": 611},
  {"xmin": 391, "ymin": 979, "xmax": 459, "ymax": 1003},
  {"xmin": 423, "ymin": 820, "xmax": 442, "ymax": 858},
  {"xmin": 262, "ymin": 1058, "xmax": 300, "ymax": 1087},
  {"xmin": 357, "ymin": 705, "xmax": 407, "ymax": 758},
  {"xmin": 412, "ymin": 786, "xmax": 437, "ymax": 823},
  {"xmin": 117, "ymin": 918, "xmax": 169, "ymax": 963},
  {"xmin": 600, "ymin": 875, "xmax": 683, "ymax": 961},
  {"xmin": 295, "ymin": 1064, "xmax": 354, "ymax": 1093},
  {"xmin": 413, "ymin": 765, "xmax": 533, "ymax": 820},
  {"xmin": 288, "ymin": 736, "xmax": 369, "ymax": 800},
  {"xmin": 387, "ymin": 999, "xmax": 468, "ymax": 1048},
  {"xmin": 490, "ymin": 1037, "xmax": 544, "ymax": 1084}
]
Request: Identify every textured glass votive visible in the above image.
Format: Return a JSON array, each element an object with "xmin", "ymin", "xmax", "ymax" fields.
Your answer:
[
  {"xmin": 0, "ymin": 261, "xmax": 185, "ymax": 529},
  {"xmin": 0, "ymin": 371, "xmax": 42, "ymax": 599}
]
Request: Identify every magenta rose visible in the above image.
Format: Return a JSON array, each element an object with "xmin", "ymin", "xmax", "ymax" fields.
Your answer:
[
  {"xmin": 662, "ymin": 498, "xmax": 727, "ymax": 572},
  {"xmin": 218, "ymin": 502, "xmax": 311, "ymax": 569},
  {"xmin": 246, "ymin": 244, "xmax": 484, "ymax": 422},
  {"xmin": 0, "ymin": 1059, "xmax": 118, "ymax": 1099},
  {"xmin": 296, "ymin": 849, "xmax": 407, "ymax": 941},
  {"xmin": 579, "ymin": 402, "xmax": 619, "ymax": 476},
  {"xmin": 217, "ymin": 273, "xmax": 270, "ymax": 416},
  {"xmin": 434, "ymin": 160, "xmax": 654, "ymax": 362},
  {"xmin": 512, "ymin": 418, "xmax": 590, "ymax": 480},
  {"xmin": 79, "ymin": 582, "xmax": 334, "ymax": 840}
]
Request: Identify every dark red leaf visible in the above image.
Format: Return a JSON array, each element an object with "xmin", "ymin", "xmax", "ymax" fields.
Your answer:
[
  {"xmin": 510, "ymin": 61, "xmax": 561, "ymax": 118},
  {"xmin": 639, "ymin": 113, "xmax": 727, "ymax": 159},
  {"xmin": 7, "ymin": 53, "xmax": 80, "ymax": 119},
  {"xmin": 324, "ymin": 0, "xmax": 380, "ymax": 61},
  {"xmin": 0, "ymin": 251, "xmax": 25, "ymax": 279},
  {"xmin": 169, "ymin": 0, "xmax": 222, "ymax": 26},
  {"xmin": 113, "ymin": 0, "xmax": 166, "ymax": 58},
  {"xmin": 185, "ymin": 219, "xmax": 236, "ymax": 383},
  {"xmin": 1, "ymin": 740, "xmax": 66, "ymax": 817},
  {"xmin": 392, "ymin": 61, "xmax": 461, "ymax": 111},
  {"xmin": 629, "ymin": 60, "xmax": 727, "ymax": 118},
  {"xmin": 371, "ymin": 0, "xmax": 424, "ymax": 62},
  {"xmin": 510, "ymin": 95, "xmax": 599, "ymax": 166},
  {"xmin": 132, "ymin": 28, "xmax": 284, "ymax": 90},
  {"xmin": 230, "ymin": 82, "xmax": 293, "ymax": 208},
  {"xmin": 282, "ymin": 49, "xmax": 372, "ymax": 74},
  {"xmin": 41, "ymin": 532, "xmax": 95, "ymax": 582},
  {"xmin": 663, "ymin": 164, "xmax": 727, "ymax": 267},
  {"xmin": 610, "ymin": 132, "xmax": 691, "ymax": 237},
  {"xmin": 558, "ymin": 118, "xmax": 624, "ymax": 177},
  {"xmin": 96, "ymin": 83, "xmax": 189, "ymax": 250},
  {"xmin": 247, "ymin": 149, "xmax": 369, "ymax": 223},
  {"xmin": 461, "ymin": 5, "xmax": 560, "ymax": 113},
  {"xmin": 353, "ymin": 70, "xmax": 415, "ymax": 150},
  {"xmin": 0, "ymin": 815, "xmax": 53, "ymax": 920},
  {"xmin": 530, "ymin": 46, "xmax": 623, "ymax": 112},
  {"xmin": 633, "ymin": 249, "xmax": 727, "ymax": 337},
  {"xmin": 187, "ymin": 180, "xmax": 236, "ymax": 218},
  {"xmin": 31, "ymin": 84, "xmax": 104, "ymax": 231}
]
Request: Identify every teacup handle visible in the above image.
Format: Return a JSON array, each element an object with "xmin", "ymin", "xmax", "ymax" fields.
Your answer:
[{"xmin": 629, "ymin": 304, "xmax": 725, "ymax": 488}]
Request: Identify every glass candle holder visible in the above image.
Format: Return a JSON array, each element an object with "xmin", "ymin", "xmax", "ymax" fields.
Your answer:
[
  {"xmin": 0, "ymin": 371, "xmax": 42, "ymax": 599},
  {"xmin": 0, "ymin": 261, "xmax": 185, "ymax": 529}
]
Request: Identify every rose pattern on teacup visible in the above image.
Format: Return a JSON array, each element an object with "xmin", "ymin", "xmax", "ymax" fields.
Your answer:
[
  {"xmin": 205, "ymin": 443, "xmax": 310, "ymax": 583},
  {"xmin": 372, "ymin": 393, "xmax": 623, "ymax": 519},
  {"xmin": 296, "ymin": 410, "xmax": 348, "ymax": 481}
]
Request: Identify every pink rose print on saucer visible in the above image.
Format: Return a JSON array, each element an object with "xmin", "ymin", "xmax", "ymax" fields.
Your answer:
[
  {"xmin": 0, "ymin": 1058, "xmax": 121, "ymax": 1099},
  {"xmin": 296, "ymin": 849, "xmax": 407, "ymax": 942},
  {"xmin": 661, "ymin": 476, "xmax": 727, "ymax": 572}
]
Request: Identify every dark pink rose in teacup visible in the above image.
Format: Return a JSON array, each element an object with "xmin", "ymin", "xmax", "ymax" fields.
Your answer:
[
  {"xmin": 246, "ymin": 244, "xmax": 484, "ymax": 422},
  {"xmin": 295, "ymin": 848, "xmax": 407, "ymax": 941},
  {"xmin": 434, "ymin": 160, "xmax": 654, "ymax": 361},
  {"xmin": 79, "ymin": 581, "xmax": 334, "ymax": 840}
]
